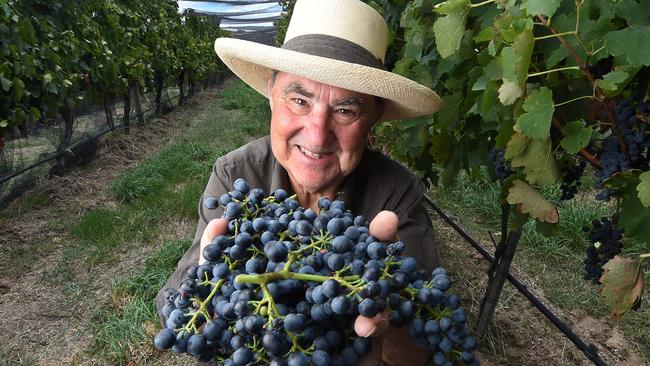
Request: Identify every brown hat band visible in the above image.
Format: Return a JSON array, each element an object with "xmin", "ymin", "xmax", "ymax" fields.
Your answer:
[{"xmin": 281, "ymin": 34, "xmax": 386, "ymax": 71}]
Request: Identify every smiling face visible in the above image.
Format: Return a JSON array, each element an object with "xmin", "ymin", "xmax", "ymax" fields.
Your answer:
[{"xmin": 268, "ymin": 72, "xmax": 382, "ymax": 204}]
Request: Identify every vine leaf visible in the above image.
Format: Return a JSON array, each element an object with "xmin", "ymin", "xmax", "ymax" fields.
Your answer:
[
  {"xmin": 560, "ymin": 120, "xmax": 592, "ymax": 154},
  {"xmin": 505, "ymin": 132, "xmax": 528, "ymax": 159},
  {"xmin": 600, "ymin": 256, "xmax": 644, "ymax": 320},
  {"xmin": 508, "ymin": 136, "xmax": 559, "ymax": 185},
  {"xmin": 520, "ymin": 0, "xmax": 561, "ymax": 17},
  {"xmin": 433, "ymin": 0, "xmax": 470, "ymax": 59},
  {"xmin": 596, "ymin": 70, "xmax": 629, "ymax": 96},
  {"xmin": 603, "ymin": 25, "xmax": 650, "ymax": 66},
  {"xmin": 638, "ymin": 171, "xmax": 650, "ymax": 207},
  {"xmin": 498, "ymin": 79, "xmax": 521, "ymax": 105},
  {"xmin": 619, "ymin": 187, "xmax": 650, "ymax": 243},
  {"xmin": 515, "ymin": 87, "xmax": 555, "ymax": 139},
  {"xmin": 506, "ymin": 179, "xmax": 559, "ymax": 223}
]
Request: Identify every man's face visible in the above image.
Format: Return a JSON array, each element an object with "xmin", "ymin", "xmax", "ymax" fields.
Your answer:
[{"xmin": 268, "ymin": 72, "xmax": 381, "ymax": 196}]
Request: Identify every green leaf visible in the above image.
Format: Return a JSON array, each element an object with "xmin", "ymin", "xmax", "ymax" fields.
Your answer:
[
  {"xmin": 560, "ymin": 120, "xmax": 593, "ymax": 154},
  {"xmin": 521, "ymin": 0, "xmax": 561, "ymax": 17},
  {"xmin": 436, "ymin": 93, "xmax": 463, "ymax": 129},
  {"xmin": 474, "ymin": 27, "xmax": 493, "ymax": 42},
  {"xmin": 498, "ymin": 79, "xmax": 522, "ymax": 105},
  {"xmin": 638, "ymin": 171, "xmax": 650, "ymax": 207},
  {"xmin": 600, "ymin": 256, "xmax": 644, "ymax": 320},
  {"xmin": 515, "ymin": 87, "xmax": 555, "ymax": 139},
  {"xmin": 0, "ymin": 75, "xmax": 12, "ymax": 92},
  {"xmin": 505, "ymin": 132, "xmax": 528, "ymax": 159},
  {"xmin": 603, "ymin": 169, "xmax": 642, "ymax": 191},
  {"xmin": 616, "ymin": 0, "xmax": 650, "ymax": 26},
  {"xmin": 0, "ymin": 120, "xmax": 8, "ymax": 128},
  {"xmin": 596, "ymin": 70, "xmax": 629, "ymax": 96},
  {"xmin": 43, "ymin": 72, "xmax": 53, "ymax": 84},
  {"xmin": 619, "ymin": 188, "xmax": 650, "ymax": 243},
  {"xmin": 12, "ymin": 77, "xmax": 24, "ymax": 102},
  {"xmin": 499, "ymin": 46, "xmax": 518, "ymax": 83},
  {"xmin": 509, "ymin": 137, "xmax": 559, "ymax": 185},
  {"xmin": 604, "ymin": 25, "xmax": 650, "ymax": 66},
  {"xmin": 507, "ymin": 179, "xmax": 559, "ymax": 223},
  {"xmin": 433, "ymin": 0, "xmax": 470, "ymax": 58}
]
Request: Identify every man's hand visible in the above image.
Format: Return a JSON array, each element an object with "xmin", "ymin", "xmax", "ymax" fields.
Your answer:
[
  {"xmin": 199, "ymin": 218, "xmax": 229, "ymax": 264},
  {"xmin": 355, "ymin": 210, "xmax": 399, "ymax": 365}
]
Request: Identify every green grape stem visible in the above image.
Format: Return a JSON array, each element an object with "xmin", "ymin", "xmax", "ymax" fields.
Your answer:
[{"xmin": 183, "ymin": 278, "xmax": 225, "ymax": 333}]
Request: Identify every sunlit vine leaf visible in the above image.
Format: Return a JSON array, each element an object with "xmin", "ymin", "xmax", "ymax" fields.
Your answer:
[
  {"xmin": 515, "ymin": 87, "xmax": 555, "ymax": 139},
  {"xmin": 433, "ymin": 0, "xmax": 470, "ymax": 58},
  {"xmin": 520, "ymin": 0, "xmax": 561, "ymax": 17},
  {"xmin": 604, "ymin": 25, "xmax": 650, "ymax": 66},
  {"xmin": 507, "ymin": 179, "xmax": 559, "ymax": 223},
  {"xmin": 509, "ymin": 136, "xmax": 559, "ymax": 185},
  {"xmin": 498, "ymin": 79, "xmax": 521, "ymax": 105},
  {"xmin": 560, "ymin": 120, "xmax": 592, "ymax": 154},
  {"xmin": 638, "ymin": 171, "xmax": 650, "ymax": 207},
  {"xmin": 596, "ymin": 70, "xmax": 629, "ymax": 96},
  {"xmin": 600, "ymin": 256, "xmax": 644, "ymax": 320}
]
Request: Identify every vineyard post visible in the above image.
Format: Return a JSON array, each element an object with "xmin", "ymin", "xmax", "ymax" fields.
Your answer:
[
  {"xmin": 53, "ymin": 105, "xmax": 75, "ymax": 176},
  {"xmin": 178, "ymin": 69, "xmax": 186, "ymax": 106},
  {"xmin": 474, "ymin": 203, "xmax": 523, "ymax": 336},
  {"xmin": 132, "ymin": 83, "xmax": 145, "ymax": 125},
  {"xmin": 122, "ymin": 87, "xmax": 132, "ymax": 134}
]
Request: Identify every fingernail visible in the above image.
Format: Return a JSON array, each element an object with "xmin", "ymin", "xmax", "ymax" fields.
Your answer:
[{"xmin": 362, "ymin": 325, "xmax": 377, "ymax": 337}]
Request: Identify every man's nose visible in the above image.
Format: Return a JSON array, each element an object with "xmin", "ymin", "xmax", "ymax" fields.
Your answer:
[{"xmin": 306, "ymin": 105, "xmax": 332, "ymax": 145}]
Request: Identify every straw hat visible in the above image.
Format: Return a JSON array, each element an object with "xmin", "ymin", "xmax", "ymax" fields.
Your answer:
[{"xmin": 213, "ymin": 0, "xmax": 442, "ymax": 121}]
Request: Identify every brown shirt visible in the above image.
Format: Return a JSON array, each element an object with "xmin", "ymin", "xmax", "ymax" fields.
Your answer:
[{"xmin": 155, "ymin": 135, "xmax": 438, "ymax": 318}]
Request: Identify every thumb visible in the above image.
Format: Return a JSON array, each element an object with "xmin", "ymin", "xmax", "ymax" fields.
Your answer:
[{"xmin": 199, "ymin": 218, "xmax": 229, "ymax": 264}]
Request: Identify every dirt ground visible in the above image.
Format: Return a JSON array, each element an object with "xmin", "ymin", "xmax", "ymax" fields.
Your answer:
[
  {"xmin": 0, "ymin": 86, "xmax": 223, "ymax": 366},
  {"xmin": 430, "ymin": 216, "xmax": 648, "ymax": 366},
  {"xmin": 0, "ymin": 79, "xmax": 647, "ymax": 365}
]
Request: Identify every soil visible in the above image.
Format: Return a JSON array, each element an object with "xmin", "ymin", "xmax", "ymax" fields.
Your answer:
[
  {"xmin": 0, "ymin": 84, "xmax": 226, "ymax": 366},
  {"xmin": 0, "ymin": 78, "xmax": 646, "ymax": 366},
  {"xmin": 430, "ymin": 213, "xmax": 648, "ymax": 366}
]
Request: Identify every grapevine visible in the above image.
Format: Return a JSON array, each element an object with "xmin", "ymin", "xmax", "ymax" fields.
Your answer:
[{"xmin": 155, "ymin": 179, "xmax": 479, "ymax": 365}]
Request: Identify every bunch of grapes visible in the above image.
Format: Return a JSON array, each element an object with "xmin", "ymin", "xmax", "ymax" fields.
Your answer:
[
  {"xmin": 559, "ymin": 159, "xmax": 586, "ymax": 200},
  {"xmin": 594, "ymin": 97, "xmax": 650, "ymax": 201},
  {"xmin": 583, "ymin": 217, "xmax": 624, "ymax": 283},
  {"xmin": 488, "ymin": 148, "xmax": 511, "ymax": 181},
  {"xmin": 154, "ymin": 178, "xmax": 479, "ymax": 365}
]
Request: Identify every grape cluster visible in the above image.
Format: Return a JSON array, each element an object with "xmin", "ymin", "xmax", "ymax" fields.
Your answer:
[
  {"xmin": 583, "ymin": 217, "xmax": 624, "ymax": 283},
  {"xmin": 488, "ymin": 148, "xmax": 511, "ymax": 180},
  {"xmin": 559, "ymin": 159, "xmax": 586, "ymax": 200},
  {"xmin": 594, "ymin": 97, "xmax": 650, "ymax": 200},
  {"xmin": 154, "ymin": 179, "xmax": 479, "ymax": 365}
]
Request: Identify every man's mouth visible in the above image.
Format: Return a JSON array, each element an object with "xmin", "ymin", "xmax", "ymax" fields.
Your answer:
[{"xmin": 299, "ymin": 146, "xmax": 325, "ymax": 159}]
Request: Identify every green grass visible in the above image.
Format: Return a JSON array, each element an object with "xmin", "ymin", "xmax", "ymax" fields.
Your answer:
[
  {"xmin": 430, "ymin": 168, "xmax": 650, "ymax": 360},
  {"xmin": 88, "ymin": 239, "xmax": 192, "ymax": 364},
  {"xmin": 83, "ymin": 80, "xmax": 270, "ymax": 363}
]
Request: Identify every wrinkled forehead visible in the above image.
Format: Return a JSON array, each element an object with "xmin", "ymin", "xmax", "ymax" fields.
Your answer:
[{"xmin": 270, "ymin": 71, "xmax": 383, "ymax": 105}]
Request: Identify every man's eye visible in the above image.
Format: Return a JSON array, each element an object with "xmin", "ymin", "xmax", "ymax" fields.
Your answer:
[
  {"xmin": 336, "ymin": 109, "xmax": 356, "ymax": 117},
  {"xmin": 291, "ymin": 98, "xmax": 307, "ymax": 106}
]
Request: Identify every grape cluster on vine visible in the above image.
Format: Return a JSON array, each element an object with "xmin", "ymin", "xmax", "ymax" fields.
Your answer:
[
  {"xmin": 560, "ymin": 159, "xmax": 586, "ymax": 200},
  {"xmin": 154, "ymin": 178, "xmax": 479, "ymax": 365},
  {"xmin": 583, "ymin": 217, "xmax": 624, "ymax": 283},
  {"xmin": 488, "ymin": 148, "xmax": 511, "ymax": 181},
  {"xmin": 594, "ymin": 97, "xmax": 650, "ymax": 201}
]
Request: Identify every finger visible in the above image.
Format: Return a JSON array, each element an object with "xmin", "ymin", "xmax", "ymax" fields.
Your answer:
[
  {"xmin": 199, "ymin": 218, "xmax": 229, "ymax": 264},
  {"xmin": 369, "ymin": 210, "xmax": 399, "ymax": 242},
  {"xmin": 354, "ymin": 311, "xmax": 389, "ymax": 338}
]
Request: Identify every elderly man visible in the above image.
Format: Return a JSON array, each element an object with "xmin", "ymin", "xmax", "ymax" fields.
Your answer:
[{"xmin": 156, "ymin": 0, "xmax": 442, "ymax": 364}]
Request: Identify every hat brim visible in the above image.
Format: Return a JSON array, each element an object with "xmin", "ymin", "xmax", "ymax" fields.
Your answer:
[{"xmin": 214, "ymin": 38, "xmax": 442, "ymax": 121}]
